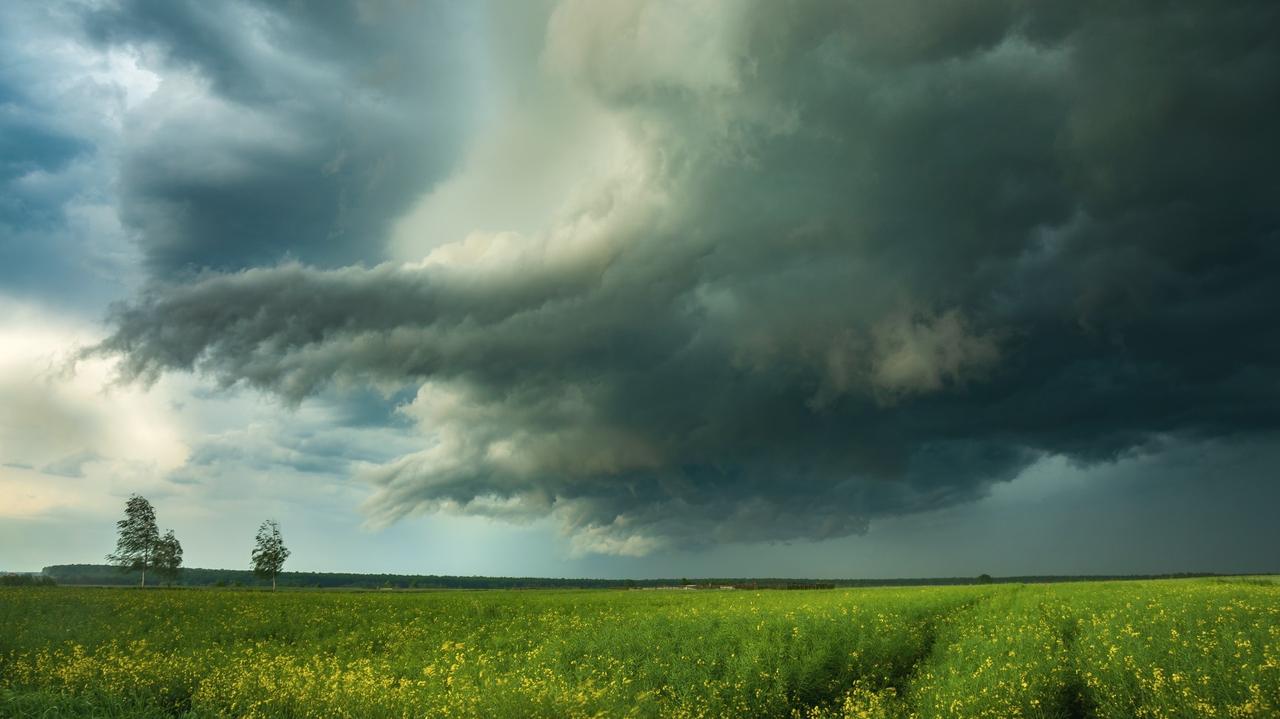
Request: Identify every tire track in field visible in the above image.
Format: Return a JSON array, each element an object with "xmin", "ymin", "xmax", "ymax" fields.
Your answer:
[
  {"xmin": 899, "ymin": 586, "xmax": 1097, "ymax": 719},
  {"xmin": 790, "ymin": 591, "xmax": 992, "ymax": 717},
  {"xmin": 1045, "ymin": 601, "xmax": 1096, "ymax": 719},
  {"xmin": 892, "ymin": 588, "xmax": 1011, "ymax": 714},
  {"xmin": 805, "ymin": 585, "xmax": 1099, "ymax": 719}
]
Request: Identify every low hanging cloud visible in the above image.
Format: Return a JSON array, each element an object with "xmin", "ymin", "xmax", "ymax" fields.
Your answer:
[{"xmin": 94, "ymin": 0, "xmax": 1280, "ymax": 554}]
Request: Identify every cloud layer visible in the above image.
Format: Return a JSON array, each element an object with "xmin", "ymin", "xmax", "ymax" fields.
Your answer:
[
  {"xmin": 96, "ymin": 0, "xmax": 1280, "ymax": 554},
  {"xmin": 84, "ymin": 0, "xmax": 483, "ymax": 274}
]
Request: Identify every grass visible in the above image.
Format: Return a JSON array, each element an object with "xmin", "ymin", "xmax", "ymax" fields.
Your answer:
[{"xmin": 0, "ymin": 579, "xmax": 1276, "ymax": 717}]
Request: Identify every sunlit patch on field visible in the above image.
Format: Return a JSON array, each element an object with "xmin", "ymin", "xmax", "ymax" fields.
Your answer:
[{"xmin": 1, "ymin": 579, "xmax": 1277, "ymax": 717}]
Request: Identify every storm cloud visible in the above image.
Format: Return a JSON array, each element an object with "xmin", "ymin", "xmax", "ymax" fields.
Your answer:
[
  {"xmin": 96, "ymin": 0, "xmax": 1280, "ymax": 554},
  {"xmin": 82, "ymin": 0, "xmax": 483, "ymax": 273}
]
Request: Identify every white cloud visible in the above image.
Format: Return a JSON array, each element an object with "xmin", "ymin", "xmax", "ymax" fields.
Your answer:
[
  {"xmin": 544, "ymin": 0, "xmax": 746, "ymax": 99},
  {"xmin": 0, "ymin": 296, "xmax": 189, "ymax": 518},
  {"xmin": 388, "ymin": 22, "xmax": 635, "ymax": 260},
  {"xmin": 869, "ymin": 308, "xmax": 1002, "ymax": 401}
]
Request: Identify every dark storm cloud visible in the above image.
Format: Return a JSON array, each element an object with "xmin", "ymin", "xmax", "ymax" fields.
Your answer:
[
  {"xmin": 97, "ymin": 0, "xmax": 1280, "ymax": 553},
  {"xmin": 0, "ymin": 82, "xmax": 90, "ymax": 189},
  {"xmin": 82, "ymin": 0, "xmax": 482, "ymax": 273},
  {"xmin": 0, "ymin": 0, "xmax": 130, "ymax": 313},
  {"xmin": 0, "ymin": 80, "xmax": 93, "ymax": 288}
]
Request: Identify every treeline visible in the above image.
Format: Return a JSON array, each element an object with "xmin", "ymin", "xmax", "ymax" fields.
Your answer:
[
  {"xmin": 1, "ymin": 574, "xmax": 57, "ymax": 587},
  {"xmin": 40, "ymin": 565, "xmax": 855, "ymax": 590},
  {"xmin": 38, "ymin": 565, "xmax": 1223, "ymax": 591},
  {"xmin": 43, "ymin": 564, "xmax": 693, "ymax": 589}
]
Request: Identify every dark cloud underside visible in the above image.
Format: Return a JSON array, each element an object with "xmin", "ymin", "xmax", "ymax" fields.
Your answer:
[{"xmin": 96, "ymin": 0, "xmax": 1280, "ymax": 554}]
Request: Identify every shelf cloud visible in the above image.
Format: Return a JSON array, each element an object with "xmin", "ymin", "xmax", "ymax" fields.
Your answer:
[{"xmin": 92, "ymin": 0, "xmax": 1280, "ymax": 554}]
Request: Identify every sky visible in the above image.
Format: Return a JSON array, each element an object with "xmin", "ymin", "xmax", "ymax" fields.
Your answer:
[{"xmin": 2, "ymin": 0, "xmax": 1278, "ymax": 578}]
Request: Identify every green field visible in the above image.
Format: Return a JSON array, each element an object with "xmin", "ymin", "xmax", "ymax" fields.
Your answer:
[{"xmin": 2, "ymin": 579, "xmax": 1277, "ymax": 718}]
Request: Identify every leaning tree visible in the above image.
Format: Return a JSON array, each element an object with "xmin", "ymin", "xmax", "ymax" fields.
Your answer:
[
  {"xmin": 107, "ymin": 494, "xmax": 160, "ymax": 587},
  {"xmin": 251, "ymin": 519, "xmax": 291, "ymax": 591}
]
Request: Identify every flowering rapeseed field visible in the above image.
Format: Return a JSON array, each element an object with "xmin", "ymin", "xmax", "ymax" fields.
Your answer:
[{"xmin": 1, "ymin": 578, "xmax": 1276, "ymax": 717}]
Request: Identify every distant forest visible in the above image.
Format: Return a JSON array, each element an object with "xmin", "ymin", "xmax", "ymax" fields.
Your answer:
[{"xmin": 38, "ymin": 565, "xmax": 1221, "ymax": 590}]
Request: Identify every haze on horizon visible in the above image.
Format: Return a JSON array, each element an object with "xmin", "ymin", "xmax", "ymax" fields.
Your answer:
[{"xmin": 2, "ymin": 0, "xmax": 1278, "ymax": 580}]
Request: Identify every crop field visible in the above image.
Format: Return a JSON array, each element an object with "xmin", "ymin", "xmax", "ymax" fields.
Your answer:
[{"xmin": 1, "ymin": 579, "xmax": 1277, "ymax": 718}]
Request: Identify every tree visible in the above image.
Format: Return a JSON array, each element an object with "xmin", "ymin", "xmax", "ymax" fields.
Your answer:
[
  {"xmin": 106, "ymin": 494, "xmax": 160, "ymax": 587},
  {"xmin": 154, "ymin": 529, "xmax": 184, "ymax": 585},
  {"xmin": 251, "ymin": 519, "xmax": 290, "ymax": 591}
]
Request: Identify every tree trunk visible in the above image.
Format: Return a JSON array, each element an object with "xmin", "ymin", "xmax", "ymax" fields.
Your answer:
[
  {"xmin": 272, "ymin": 572, "xmax": 276, "ymax": 592},
  {"xmin": 141, "ymin": 567, "xmax": 146, "ymax": 588}
]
